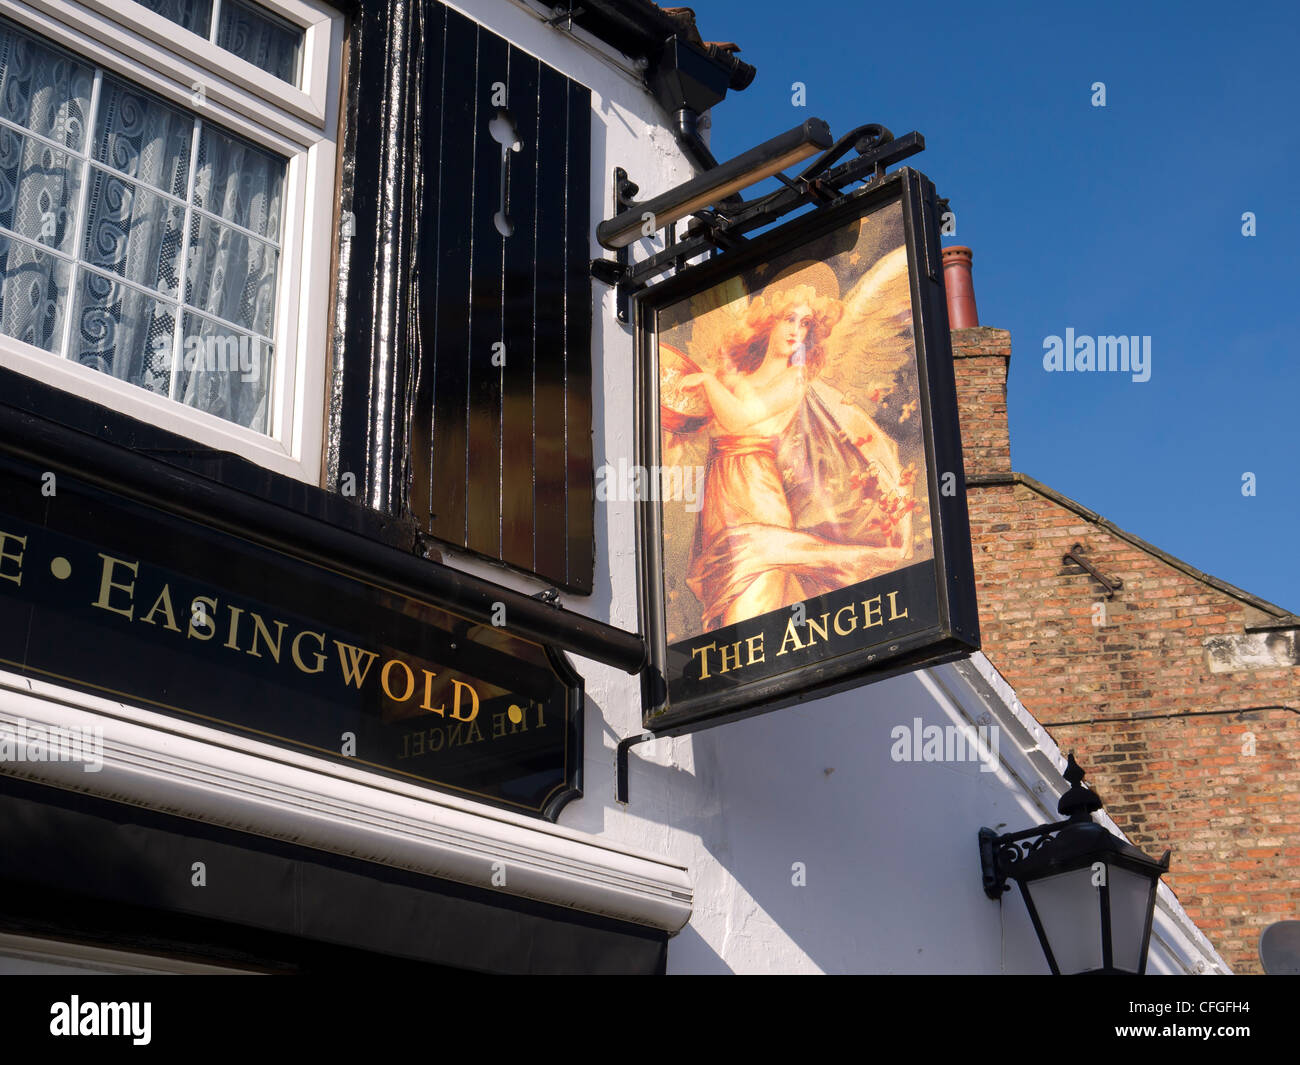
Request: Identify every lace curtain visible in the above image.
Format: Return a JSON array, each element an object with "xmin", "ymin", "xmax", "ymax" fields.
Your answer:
[
  {"xmin": 0, "ymin": 16, "xmax": 285, "ymax": 434},
  {"xmin": 218, "ymin": 0, "xmax": 301, "ymax": 85},
  {"xmin": 140, "ymin": 0, "xmax": 301, "ymax": 85}
]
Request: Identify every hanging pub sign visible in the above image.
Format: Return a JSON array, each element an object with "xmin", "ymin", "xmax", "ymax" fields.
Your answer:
[
  {"xmin": 0, "ymin": 450, "xmax": 581, "ymax": 820},
  {"xmin": 634, "ymin": 167, "xmax": 980, "ymax": 734}
]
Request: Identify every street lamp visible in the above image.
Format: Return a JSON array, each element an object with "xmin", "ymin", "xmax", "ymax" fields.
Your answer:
[{"xmin": 979, "ymin": 753, "xmax": 1171, "ymax": 975}]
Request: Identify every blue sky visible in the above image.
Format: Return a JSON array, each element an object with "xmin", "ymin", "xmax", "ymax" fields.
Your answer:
[{"xmin": 695, "ymin": 0, "xmax": 1300, "ymax": 614}]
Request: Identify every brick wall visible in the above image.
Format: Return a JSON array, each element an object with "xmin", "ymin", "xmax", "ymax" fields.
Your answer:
[{"xmin": 951, "ymin": 327, "xmax": 1300, "ymax": 974}]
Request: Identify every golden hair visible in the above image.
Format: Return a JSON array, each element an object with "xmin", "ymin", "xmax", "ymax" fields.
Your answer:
[{"xmin": 722, "ymin": 282, "xmax": 844, "ymax": 377}]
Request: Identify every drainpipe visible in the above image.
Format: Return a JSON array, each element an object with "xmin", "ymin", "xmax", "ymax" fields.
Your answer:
[
  {"xmin": 672, "ymin": 106, "xmax": 718, "ymax": 171},
  {"xmin": 648, "ymin": 36, "xmax": 755, "ymax": 178}
]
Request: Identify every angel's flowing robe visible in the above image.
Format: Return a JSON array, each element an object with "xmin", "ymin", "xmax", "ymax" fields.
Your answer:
[{"xmin": 685, "ymin": 380, "xmax": 914, "ymax": 633}]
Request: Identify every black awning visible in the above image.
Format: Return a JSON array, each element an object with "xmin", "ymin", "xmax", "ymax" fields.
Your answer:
[{"xmin": 0, "ymin": 775, "xmax": 667, "ymax": 975}]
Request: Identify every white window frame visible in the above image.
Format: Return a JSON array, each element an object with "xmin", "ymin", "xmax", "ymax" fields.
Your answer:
[{"xmin": 0, "ymin": 0, "xmax": 344, "ymax": 484}]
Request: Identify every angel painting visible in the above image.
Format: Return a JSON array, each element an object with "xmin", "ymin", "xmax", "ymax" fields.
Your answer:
[{"xmin": 657, "ymin": 209, "xmax": 933, "ymax": 638}]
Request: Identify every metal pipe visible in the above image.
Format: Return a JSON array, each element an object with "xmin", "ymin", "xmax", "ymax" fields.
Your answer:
[{"xmin": 672, "ymin": 107, "xmax": 719, "ymax": 171}]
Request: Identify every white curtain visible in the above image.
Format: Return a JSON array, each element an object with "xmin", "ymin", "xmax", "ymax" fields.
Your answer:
[
  {"xmin": 0, "ymin": 24, "xmax": 90, "ymax": 352},
  {"xmin": 218, "ymin": 0, "xmax": 301, "ymax": 84},
  {"xmin": 0, "ymin": 15, "xmax": 285, "ymax": 435},
  {"xmin": 134, "ymin": 0, "xmax": 302, "ymax": 85},
  {"xmin": 135, "ymin": 0, "xmax": 212, "ymax": 37}
]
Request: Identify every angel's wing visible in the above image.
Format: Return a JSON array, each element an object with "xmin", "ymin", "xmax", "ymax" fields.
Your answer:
[{"xmin": 818, "ymin": 244, "xmax": 915, "ymax": 400}]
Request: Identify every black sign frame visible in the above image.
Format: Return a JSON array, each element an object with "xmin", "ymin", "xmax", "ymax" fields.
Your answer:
[{"xmin": 633, "ymin": 166, "xmax": 980, "ymax": 735}]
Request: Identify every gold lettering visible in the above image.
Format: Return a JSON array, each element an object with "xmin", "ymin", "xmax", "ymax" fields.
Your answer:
[
  {"xmin": 775, "ymin": 618, "xmax": 806, "ymax": 656},
  {"xmin": 419, "ymin": 669, "xmax": 445, "ymax": 716},
  {"xmin": 187, "ymin": 596, "xmax": 218, "ymax": 641},
  {"xmin": 862, "ymin": 595, "xmax": 884, "ymax": 628},
  {"xmin": 93, "ymin": 554, "xmax": 138, "ymax": 620},
  {"xmin": 746, "ymin": 632, "xmax": 765, "ymax": 665},
  {"xmin": 291, "ymin": 630, "xmax": 327, "ymax": 674},
  {"xmin": 334, "ymin": 641, "xmax": 378, "ymax": 688},
  {"xmin": 718, "ymin": 640, "xmax": 743, "ymax": 673},
  {"xmin": 690, "ymin": 641, "xmax": 717, "ymax": 679},
  {"xmin": 833, "ymin": 604, "xmax": 858, "ymax": 636},
  {"xmin": 428, "ymin": 728, "xmax": 444, "ymax": 751},
  {"xmin": 224, "ymin": 605, "xmax": 244, "ymax": 650},
  {"xmin": 381, "ymin": 659, "xmax": 416, "ymax": 702},
  {"xmin": 450, "ymin": 678, "xmax": 479, "ymax": 721},
  {"xmin": 806, "ymin": 612, "xmax": 830, "ymax": 645},
  {"xmin": 0, "ymin": 530, "xmax": 27, "ymax": 587},
  {"xmin": 248, "ymin": 612, "xmax": 288, "ymax": 662},
  {"xmin": 140, "ymin": 584, "xmax": 181, "ymax": 632},
  {"xmin": 887, "ymin": 590, "xmax": 909, "ymax": 621}
]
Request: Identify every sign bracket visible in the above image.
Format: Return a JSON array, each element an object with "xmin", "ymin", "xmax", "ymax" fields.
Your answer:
[
  {"xmin": 615, "ymin": 731, "xmax": 656, "ymax": 804},
  {"xmin": 591, "ymin": 123, "xmax": 930, "ymax": 316}
]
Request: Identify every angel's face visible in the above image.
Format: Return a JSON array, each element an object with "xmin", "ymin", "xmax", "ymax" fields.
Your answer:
[{"xmin": 772, "ymin": 303, "xmax": 814, "ymax": 360}]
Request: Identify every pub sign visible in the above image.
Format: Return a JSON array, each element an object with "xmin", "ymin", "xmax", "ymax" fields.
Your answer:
[{"xmin": 634, "ymin": 168, "xmax": 980, "ymax": 733}]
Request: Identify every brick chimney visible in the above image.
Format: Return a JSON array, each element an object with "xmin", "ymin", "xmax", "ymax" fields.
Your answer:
[{"xmin": 942, "ymin": 246, "xmax": 1012, "ymax": 476}]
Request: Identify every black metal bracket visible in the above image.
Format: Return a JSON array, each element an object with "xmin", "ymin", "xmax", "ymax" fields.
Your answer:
[
  {"xmin": 589, "ymin": 123, "xmax": 926, "ymax": 316},
  {"xmin": 1063, "ymin": 543, "xmax": 1123, "ymax": 599},
  {"xmin": 979, "ymin": 820, "xmax": 1074, "ymax": 899},
  {"xmin": 588, "ymin": 167, "xmax": 640, "ymax": 323},
  {"xmin": 542, "ymin": 3, "xmax": 583, "ymax": 29},
  {"xmin": 980, "ymin": 752, "xmax": 1108, "ymax": 898},
  {"xmin": 616, "ymin": 731, "xmax": 658, "ymax": 804}
]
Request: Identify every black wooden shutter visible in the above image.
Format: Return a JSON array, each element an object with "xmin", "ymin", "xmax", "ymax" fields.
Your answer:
[{"xmin": 333, "ymin": 0, "xmax": 594, "ymax": 594}]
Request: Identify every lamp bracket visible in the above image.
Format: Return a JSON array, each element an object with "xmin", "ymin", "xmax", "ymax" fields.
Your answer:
[
  {"xmin": 589, "ymin": 123, "xmax": 926, "ymax": 319},
  {"xmin": 979, "ymin": 820, "xmax": 1074, "ymax": 899}
]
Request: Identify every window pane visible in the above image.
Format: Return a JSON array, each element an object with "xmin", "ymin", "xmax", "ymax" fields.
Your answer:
[
  {"xmin": 177, "ymin": 312, "xmax": 271, "ymax": 432},
  {"xmin": 95, "ymin": 76, "xmax": 192, "ymax": 199},
  {"xmin": 0, "ymin": 125, "xmax": 82, "ymax": 254},
  {"xmin": 83, "ymin": 167, "xmax": 186, "ymax": 295},
  {"xmin": 0, "ymin": 22, "xmax": 93, "ymax": 152},
  {"xmin": 193, "ymin": 124, "xmax": 284, "ymax": 238},
  {"xmin": 69, "ymin": 268, "xmax": 177, "ymax": 397},
  {"xmin": 217, "ymin": 1, "xmax": 302, "ymax": 85},
  {"xmin": 134, "ymin": 0, "xmax": 212, "ymax": 37},
  {"xmin": 0, "ymin": 15, "xmax": 292, "ymax": 440},
  {"xmin": 185, "ymin": 214, "xmax": 278, "ymax": 336},
  {"xmin": 0, "ymin": 233, "xmax": 69, "ymax": 351}
]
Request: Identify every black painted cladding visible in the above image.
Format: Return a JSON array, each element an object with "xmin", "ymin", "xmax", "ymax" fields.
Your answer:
[{"xmin": 335, "ymin": 0, "xmax": 594, "ymax": 593}]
